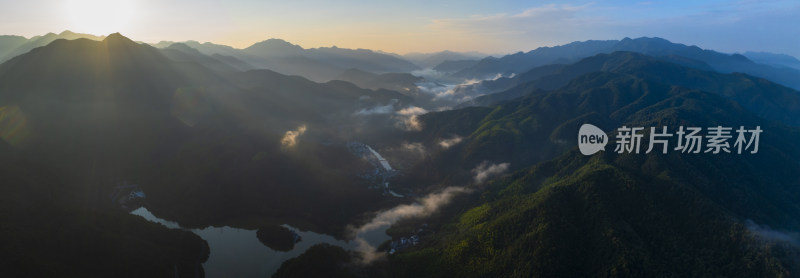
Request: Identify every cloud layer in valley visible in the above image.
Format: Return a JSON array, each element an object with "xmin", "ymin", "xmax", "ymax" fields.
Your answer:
[
  {"xmin": 281, "ymin": 124, "xmax": 307, "ymax": 149},
  {"xmin": 350, "ymin": 186, "xmax": 471, "ymax": 263},
  {"xmin": 472, "ymin": 161, "xmax": 510, "ymax": 184}
]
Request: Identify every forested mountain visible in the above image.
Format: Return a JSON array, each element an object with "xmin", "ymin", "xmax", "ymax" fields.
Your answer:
[
  {"xmin": 275, "ymin": 47, "xmax": 800, "ymax": 278},
  {"xmin": 383, "ymin": 73, "xmax": 800, "ymax": 276},
  {"xmin": 0, "ymin": 33, "xmax": 420, "ymax": 276},
  {"xmin": 150, "ymin": 38, "xmax": 420, "ymax": 82},
  {"xmin": 456, "ymin": 37, "xmax": 800, "ymax": 91},
  {"xmin": 1, "ymin": 31, "xmax": 799, "ymax": 277},
  {"xmin": 462, "ymin": 52, "xmax": 800, "ymax": 127},
  {"xmin": 0, "ymin": 30, "xmax": 105, "ymax": 63}
]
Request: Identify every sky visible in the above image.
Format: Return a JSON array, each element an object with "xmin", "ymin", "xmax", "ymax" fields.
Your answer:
[{"xmin": 1, "ymin": 0, "xmax": 798, "ymax": 57}]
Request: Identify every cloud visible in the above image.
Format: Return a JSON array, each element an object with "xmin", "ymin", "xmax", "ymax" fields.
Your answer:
[
  {"xmin": 354, "ymin": 102, "xmax": 428, "ymax": 132},
  {"xmin": 349, "ymin": 186, "xmax": 471, "ymax": 264},
  {"xmin": 395, "ymin": 114, "xmax": 423, "ymax": 131},
  {"xmin": 355, "ymin": 103, "xmax": 396, "ymax": 115},
  {"xmin": 353, "ymin": 237, "xmax": 383, "ymax": 264},
  {"xmin": 411, "ymin": 69, "xmax": 449, "ymax": 80},
  {"xmin": 472, "ymin": 161, "xmax": 510, "ymax": 184},
  {"xmin": 414, "ymin": 72, "xmax": 513, "ymax": 106},
  {"xmin": 396, "ymin": 106, "xmax": 428, "ymax": 116},
  {"xmin": 416, "ymin": 80, "xmax": 456, "ymax": 99},
  {"xmin": 401, "ymin": 142, "xmax": 426, "ymax": 157},
  {"xmin": 429, "ymin": 4, "xmax": 595, "ymax": 41},
  {"xmin": 746, "ymin": 219, "xmax": 799, "ymax": 245},
  {"xmin": 438, "ymin": 136, "xmax": 463, "ymax": 149},
  {"xmin": 280, "ymin": 124, "xmax": 307, "ymax": 149}
]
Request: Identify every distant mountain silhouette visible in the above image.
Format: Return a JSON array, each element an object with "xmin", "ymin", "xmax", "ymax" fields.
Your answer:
[
  {"xmin": 455, "ymin": 39, "xmax": 619, "ymax": 78},
  {"xmin": 210, "ymin": 53, "xmax": 256, "ymax": 71},
  {"xmin": 153, "ymin": 40, "xmax": 242, "ymax": 58},
  {"xmin": 161, "ymin": 42, "xmax": 246, "ymax": 73},
  {"xmin": 335, "ymin": 68, "xmax": 422, "ymax": 94},
  {"xmin": 462, "ymin": 52, "xmax": 800, "ymax": 127},
  {"xmin": 432, "ymin": 59, "xmax": 480, "ymax": 73},
  {"xmin": 744, "ymin": 51, "xmax": 800, "ymax": 70},
  {"xmin": 244, "ymin": 38, "xmax": 305, "ymax": 57},
  {"xmin": 0, "ymin": 30, "xmax": 105, "ymax": 63},
  {"xmin": 455, "ymin": 37, "xmax": 800, "ymax": 90},
  {"xmin": 403, "ymin": 50, "xmax": 487, "ymax": 68},
  {"xmin": 152, "ymin": 38, "xmax": 420, "ymax": 82},
  {"xmin": 0, "ymin": 35, "xmax": 27, "ymax": 61}
]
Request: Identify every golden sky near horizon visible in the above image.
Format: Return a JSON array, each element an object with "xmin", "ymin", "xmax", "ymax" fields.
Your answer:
[{"xmin": 1, "ymin": 0, "xmax": 798, "ymax": 56}]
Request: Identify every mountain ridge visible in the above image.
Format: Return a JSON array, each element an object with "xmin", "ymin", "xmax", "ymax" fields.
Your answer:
[{"xmin": 454, "ymin": 37, "xmax": 800, "ymax": 90}]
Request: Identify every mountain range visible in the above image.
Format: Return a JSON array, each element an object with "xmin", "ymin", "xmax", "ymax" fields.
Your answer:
[
  {"xmin": 151, "ymin": 38, "xmax": 420, "ymax": 82},
  {"xmin": 280, "ymin": 51, "xmax": 800, "ymax": 278},
  {"xmin": 0, "ymin": 33, "xmax": 418, "ymax": 276},
  {"xmin": 460, "ymin": 52, "xmax": 800, "ymax": 127},
  {"xmin": 743, "ymin": 51, "xmax": 800, "ymax": 70},
  {"xmin": 401, "ymin": 50, "xmax": 488, "ymax": 69},
  {"xmin": 0, "ymin": 30, "xmax": 105, "ymax": 63},
  {"xmin": 1, "ymin": 31, "xmax": 800, "ymax": 277},
  {"xmin": 453, "ymin": 37, "xmax": 800, "ymax": 92}
]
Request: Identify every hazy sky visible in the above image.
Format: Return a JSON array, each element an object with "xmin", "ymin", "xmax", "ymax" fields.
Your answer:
[{"xmin": 1, "ymin": 0, "xmax": 798, "ymax": 56}]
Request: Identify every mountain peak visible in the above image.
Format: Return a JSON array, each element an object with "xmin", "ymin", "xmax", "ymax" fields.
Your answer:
[
  {"xmin": 166, "ymin": 43, "xmax": 202, "ymax": 55},
  {"xmin": 105, "ymin": 32, "xmax": 125, "ymax": 40},
  {"xmin": 245, "ymin": 38, "xmax": 304, "ymax": 53},
  {"xmin": 264, "ymin": 38, "xmax": 295, "ymax": 44},
  {"xmin": 102, "ymin": 33, "xmax": 137, "ymax": 45}
]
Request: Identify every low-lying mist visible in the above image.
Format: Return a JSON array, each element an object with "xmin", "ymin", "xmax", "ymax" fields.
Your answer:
[{"xmin": 347, "ymin": 160, "xmax": 510, "ymax": 264}]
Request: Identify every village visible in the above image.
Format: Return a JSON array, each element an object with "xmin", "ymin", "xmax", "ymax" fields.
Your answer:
[{"xmin": 388, "ymin": 224, "xmax": 433, "ymax": 255}]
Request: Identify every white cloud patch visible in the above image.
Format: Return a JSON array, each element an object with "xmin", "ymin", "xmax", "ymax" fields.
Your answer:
[
  {"xmin": 397, "ymin": 106, "xmax": 428, "ymax": 116},
  {"xmin": 349, "ymin": 186, "xmax": 471, "ymax": 264},
  {"xmin": 353, "ymin": 101, "xmax": 428, "ymax": 132},
  {"xmin": 438, "ymin": 136, "xmax": 463, "ymax": 149},
  {"xmin": 355, "ymin": 99, "xmax": 402, "ymax": 116},
  {"xmin": 395, "ymin": 114, "xmax": 423, "ymax": 131},
  {"xmin": 280, "ymin": 124, "xmax": 307, "ymax": 149},
  {"xmin": 355, "ymin": 103, "xmax": 396, "ymax": 115},
  {"xmin": 415, "ymin": 72, "xmax": 514, "ymax": 106},
  {"xmin": 472, "ymin": 161, "xmax": 510, "ymax": 184},
  {"xmin": 746, "ymin": 219, "xmax": 800, "ymax": 245},
  {"xmin": 416, "ymin": 80, "xmax": 456, "ymax": 99},
  {"xmin": 411, "ymin": 68, "xmax": 449, "ymax": 80}
]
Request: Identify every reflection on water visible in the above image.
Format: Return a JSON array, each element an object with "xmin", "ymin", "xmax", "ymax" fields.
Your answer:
[{"xmin": 131, "ymin": 207, "xmax": 382, "ymax": 277}]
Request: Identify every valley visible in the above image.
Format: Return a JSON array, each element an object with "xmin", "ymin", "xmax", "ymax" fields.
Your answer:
[{"xmin": 1, "ymin": 14, "xmax": 799, "ymax": 276}]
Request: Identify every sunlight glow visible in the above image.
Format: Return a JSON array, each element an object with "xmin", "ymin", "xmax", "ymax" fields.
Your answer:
[{"xmin": 63, "ymin": 0, "xmax": 136, "ymax": 35}]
